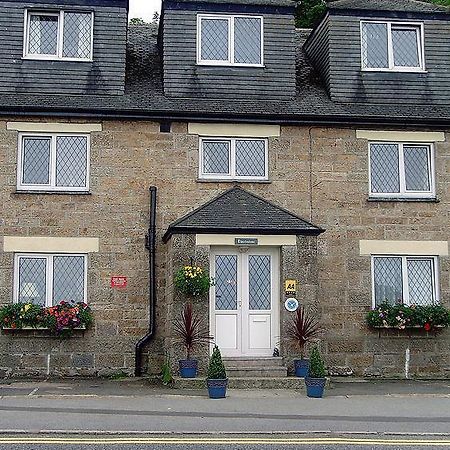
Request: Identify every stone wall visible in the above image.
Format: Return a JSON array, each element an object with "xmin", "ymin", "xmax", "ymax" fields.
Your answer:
[{"xmin": 0, "ymin": 118, "xmax": 448, "ymax": 378}]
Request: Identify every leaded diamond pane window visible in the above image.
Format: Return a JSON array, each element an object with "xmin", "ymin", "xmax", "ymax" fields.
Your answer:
[
  {"xmin": 22, "ymin": 138, "xmax": 51, "ymax": 185},
  {"xmin": 234, "ymin": 17, "xmax": 261, "ymax": 64},
  {"xmin": 215, "ymin": 255, "xmax": 238, "ymax": 310},
  {"xmin": 200, "ymin": 138, "xmax": 267, "ymax": 180},
  {"xmin": 369, "ymin": 143, "xmax": 399, "ymax": 193},
  {"xmin": 361, "ymin": 21, "xmax": 423, "ymax": 70},
  {"xmin": 202, "ymin": 141, "xmax": 230, "ymax": 175},
  {"xmin": 53, "ymin": 256, "xmax": 85, "ymax": 303},
  {"xmin": 15, "ymin": 254, "xmax": 87, "ymax": 307},
  {"xmin": 198, "ymin": 15, "xmax": 263, "ymax": 65},
  {"xmin": 63, "ymin": 12, "xmax": 92, "ymax": 59},
  {"xmin": 19, "ymin": 134, "xmax": 89, "ymax": 191},
  {"xmin": 249, "ymin": 255, "xmax": 271, "ymax": 310},
  {"xmin": 56, "ymin": 136, "xmax": 88, "ymax": 187},
  {"xmin": 369, "ymin": 142, "xmax": 434, "ymax": 198},
  {"xmin": 361, "ymin": 22, "xmax": 388, "ymax": 69},
  {"xmin": 236, "ymin": 140, "xmax": 265, "ymax": 177},
  {"xmin": 201, "ymin": 18, "xmax": 229, "ymax": 61},
  {"xmin": 28, "ymin": 14, "xmax": 58, "ymax": 56},
  {"xmin": 25, "ymin": 10, "xmax": 93, "ymax": 60},
  {"xmin": 373, "ymin": 256, "xmax": 437, "ymax": 306}
]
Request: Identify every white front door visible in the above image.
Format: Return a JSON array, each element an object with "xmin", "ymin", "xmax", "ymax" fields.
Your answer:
[{"xmin": 210, "ymin": 247, "xmax": 279, "ymax": 357}]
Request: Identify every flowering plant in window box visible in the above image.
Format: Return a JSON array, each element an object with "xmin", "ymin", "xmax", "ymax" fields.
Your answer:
[
  {"xmin": 0, "ymin": 301, "xmax": 93, "ymax": 335},
  {"xmin": 366, "ymin": 302, "xmax": 450, "ymax": 330},
  {"xmin": 174, "ymin": 265, "xmax": 212, "ymax": 297}
]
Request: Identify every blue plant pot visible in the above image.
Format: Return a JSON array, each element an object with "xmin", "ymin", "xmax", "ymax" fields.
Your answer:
[
  {"xmin": 179, "ymin": 359, "xmax": 198, "ymax": 378},
  {"xmin": 305, "ymin": 377, "xmax": 326, "ymax": 398},
  {"xmin": 207, "ymin": 378, "xmax": 228, "ymax": 399},
  {"xmin": 294, "ymin": 359, "xmax": 309, "ymax": 377}
]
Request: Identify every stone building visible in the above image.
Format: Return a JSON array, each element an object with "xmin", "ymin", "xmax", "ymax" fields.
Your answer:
[{"xmin": 0, "ymin": 0, "xmax": 449, "ymax": 379}]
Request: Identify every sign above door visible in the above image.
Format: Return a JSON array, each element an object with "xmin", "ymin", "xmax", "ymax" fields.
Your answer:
[{"xmin": 235, "ymin": 238, "xmax": 259, "ymax": 246}]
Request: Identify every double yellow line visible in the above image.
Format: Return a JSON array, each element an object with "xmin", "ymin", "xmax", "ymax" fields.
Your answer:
[{"xmin": 0, "ymin": 437, "xmax": 449, "ymax": 446}]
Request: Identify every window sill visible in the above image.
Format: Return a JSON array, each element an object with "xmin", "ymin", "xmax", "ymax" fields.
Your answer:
[
  {"xmin": 367, "ymin": 197, "xmax": 439, "ymax": 203},
  {"xmin": 14, "ymin": 190, "xmax": 92, "ymax": 195},
  {"xmin": 361, "ymin": 68, "xmax": 427, "ymax": 74},
  {"xmin": 197, "ymin": 178, "xmax": 271, "ymax": 184},
  {"xmin": 196, "ymin": 62, "xmax": 264, "ymax": 68},
  {"xmin": 22, "ymin": 56, "xmax": 93, "ymax": 63},
  {"xmin": 1, "ymin": 326, "xmax": 87, "ymax": 337},
  {"xmin": 371, "ymin": 325, "xmax": 445, "ymax": 329}
]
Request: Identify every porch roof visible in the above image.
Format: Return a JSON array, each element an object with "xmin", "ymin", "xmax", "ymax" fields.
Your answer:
[{"xmin": 162, "ymin": 187, "xmax": 325, "ymax": 242}]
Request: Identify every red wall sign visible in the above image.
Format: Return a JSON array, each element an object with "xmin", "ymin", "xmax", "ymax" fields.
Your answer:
[{"xmin": 111, "ymin": 276, "xmax": 127, "ymax": 288}]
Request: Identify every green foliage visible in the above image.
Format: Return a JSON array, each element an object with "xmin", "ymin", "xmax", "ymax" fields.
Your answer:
[
  {"xmin": 207, "ymin": 345, "xmax": 227, "ymax": 380},
  {"xmin": 295, "ymin": 0, "xmax": 327, "ymax": 28},
  {"xmin": 174, "ymin": 265, "xmax": 212, "ymax": 297},
  {"xmin": 161, "ymin": 353, "xmax": 174, "ymax": 385},
  {"xmin": 0, "ymin": 301, "xmax": 94, "ymax": 335},
  {"xmin": 430, "ymin": 0, "xmax": 450, "ymax": 6},
  {"xmin": 366, "ymin": 303, "xmax": 450, "ymax": 330},
  {"xmin": 129, "ymin": 18, "xmax": 146, "ymax": 25},
  {"xmin": 308, "ymin": 346, "xmax": 326, "ymax": 378},
  {"xmin": 173, "ymin": 302, "xmax": 213, "ymax": 359},
  {"xmin": 285, "ymin": 306, "xmax": 322, "ymax": 358}
]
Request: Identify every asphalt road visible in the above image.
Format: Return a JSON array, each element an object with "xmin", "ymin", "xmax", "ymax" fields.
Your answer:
[{"xmin": 0, "ymin": 434, "xmax": 450, "ymax": 450}]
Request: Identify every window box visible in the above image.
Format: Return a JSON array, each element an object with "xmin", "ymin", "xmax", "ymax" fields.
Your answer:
[
  {"xmin": 197, "ymin": 14, "xmax": 263, "ymax": 66},
  {"xmin": 369, "ymin": 142, "xmax": 435, "ymax": 199},
  {"xmin": 366, "ymin": 303, "xmax": 450, "ymax": 330},
  {"xmin": 199, "ymin": 137, "xmax": 268, "ymax": 181},
  {"xmin": 361, "ymin": 21, "xmax": 425, "ymax": 72},
  {"xmin": 0, "ymin": 301, "xmax": 93, "ymax": 336},
  {"xmin": 24, "ymin": 10, "xmax": 94, "ymax": 61}
]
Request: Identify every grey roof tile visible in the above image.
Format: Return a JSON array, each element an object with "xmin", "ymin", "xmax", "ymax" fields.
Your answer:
[
  {"xmin": 163, "ymin": 186, "xmax": 324, "ymax": 241},
  {"xmin": 328, "ymin": 0, "xmax": 449, "ymax": 13}
]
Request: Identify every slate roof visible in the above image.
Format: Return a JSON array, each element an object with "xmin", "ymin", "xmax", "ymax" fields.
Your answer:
[
  {"xmin": 162, "ymin": 187, "xmax": 324, "ymax": 242},
  {"xmin": 2, "ymin": 15, "xmax": 450, "ymax": 125},
  {"xmin": 328, "ymin": 0, "xmax": 449, "ymax": 14},
  {"xmin": 170, "ymin": 0, "xmax": 295, "ymax": 6}
]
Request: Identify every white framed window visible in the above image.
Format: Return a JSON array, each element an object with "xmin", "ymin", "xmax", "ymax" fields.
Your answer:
[
  {"xmin": 17, "ymin": 133, "xmax": 90, "ymax": 192},
  {"xmin": 371, "ymin": 255, "xmax": 438, "ymax": 307},
  {"xmin": 361, "ymin": 21, "xmax": 424, "ymax": 71},
  {"xmin": 24, "ymin": 10, "xmax": 93, "ymax": 61},
  {"xmin": 14, "ymin": 254, "xmax": 87, "ymax": 307},
  {"xmin": 369, "ymin": 142, "xmax": 435, "ymax": 198},
  {"xmin": 197, "ymin": 14, "xmax": 263, "ymax": 66},
  {"xmin": 199, "ymin": 137, "xmax": 268, "ymax": 181}
]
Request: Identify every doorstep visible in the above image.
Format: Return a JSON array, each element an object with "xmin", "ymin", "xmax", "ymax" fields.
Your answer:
[{"xmin": 171, "ymin": 377, "xmax": 316, "ymax": 390}]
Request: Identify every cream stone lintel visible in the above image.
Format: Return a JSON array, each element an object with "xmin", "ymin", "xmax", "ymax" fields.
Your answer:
[
  {"xmin": 188, "ymin": 123, "xmax": 281, "ymax": 138},
  {"xmin": 359, "ymin": 240, "xmax": 448, "ymax": 256},
  {"xmin": 6, "ymin": 122, "xmax": 102, "ymax": 133},
  {"xmin": 196, "ymin": 234, "xmax": 296, "ymax": 246},
  {"xmin": 3, "ymin": 237, "xmax": 100, "ymax": 253},
  {"xmin": 356, "ymin": 130, "xmax": 445, "ymax": 142}
]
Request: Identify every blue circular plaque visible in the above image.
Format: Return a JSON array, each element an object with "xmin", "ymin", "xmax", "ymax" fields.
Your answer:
[{"xmin": 285, "ymin": 298, "xmax": 299, "ymax": 312}]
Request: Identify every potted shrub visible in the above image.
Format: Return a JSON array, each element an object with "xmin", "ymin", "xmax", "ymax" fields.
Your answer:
[
  {"xmin": 305, "ymin": 346, "xmax": 327, "ymax": 398},
  {"xmin": 173, "ymin": 302, "xmax": 212, "ymax": 378},
  {"xmin": 206, "ymin": 345, "xmax": 228, "ymax": 399},
  {"xmin": 285, "ymin": 306, "xmax": 321, "ymax": 377}
]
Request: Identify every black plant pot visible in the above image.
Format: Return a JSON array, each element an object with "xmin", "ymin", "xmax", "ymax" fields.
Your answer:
[{"xmin": 179, "ymin": 359, "xmax": 198, "ymax": 378}]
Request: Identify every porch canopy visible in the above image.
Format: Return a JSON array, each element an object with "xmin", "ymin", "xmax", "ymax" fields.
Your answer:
[{"xmin": 162, "ymin": 187, "xmax": 324, "ymax": 242}]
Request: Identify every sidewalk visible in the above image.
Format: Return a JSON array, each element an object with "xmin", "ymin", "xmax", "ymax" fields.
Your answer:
[{"xmin": 0, "ymin": 378, "xmax": 449, "ymax": 435}]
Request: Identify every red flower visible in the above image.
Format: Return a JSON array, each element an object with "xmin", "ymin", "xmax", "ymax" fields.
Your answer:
[{"xmin": 424, "ymin": 323, "xmax": 432, "ymax": 331}]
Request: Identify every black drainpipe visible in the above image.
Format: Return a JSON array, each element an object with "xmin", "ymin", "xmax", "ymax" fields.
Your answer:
[{"xmin": 135, "ymin": 186, "xmax": 157, "ymax": 376}]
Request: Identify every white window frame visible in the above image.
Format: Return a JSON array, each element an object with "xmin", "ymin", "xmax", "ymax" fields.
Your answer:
[
  {"xmin": 199, "ymin": 137, "xmax": 268, "ymax": 181},
  {"xmin": 23, "ymin": 9, "xmax": 94, "ymax": 61},
  {"xmin": 17, "ymin": 132, "xmax": 90, "ymax": 192},
  {"xmin": 360, "ymin": 21, "xmax": 425, "ymax": 72},
  {"xmin": 368, "ymin": 141, "xmax": 435, "ymax": 199},
  {"xmin": 13, "ymin": 253, "xmax": 88, "ymax": 307},
  {"xmin": 197, "ymin": 14, "xmax": 264, "ymax": 67},
  {"xmin": 371, "ymin": 255, "xmax": 439, "ymax": 308}
]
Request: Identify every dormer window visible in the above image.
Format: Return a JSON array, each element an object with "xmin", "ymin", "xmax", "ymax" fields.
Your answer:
[
  {"xmin": 197, "ymin": 14, "xmax": 263, "ymax": 66},
  {"xmin": 24, "ymin": 10, "xmax": 93, "ymax": 60},
  {"xmin": 361, "ymin": 21, "xmax": 424, "ymax": 71}
]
